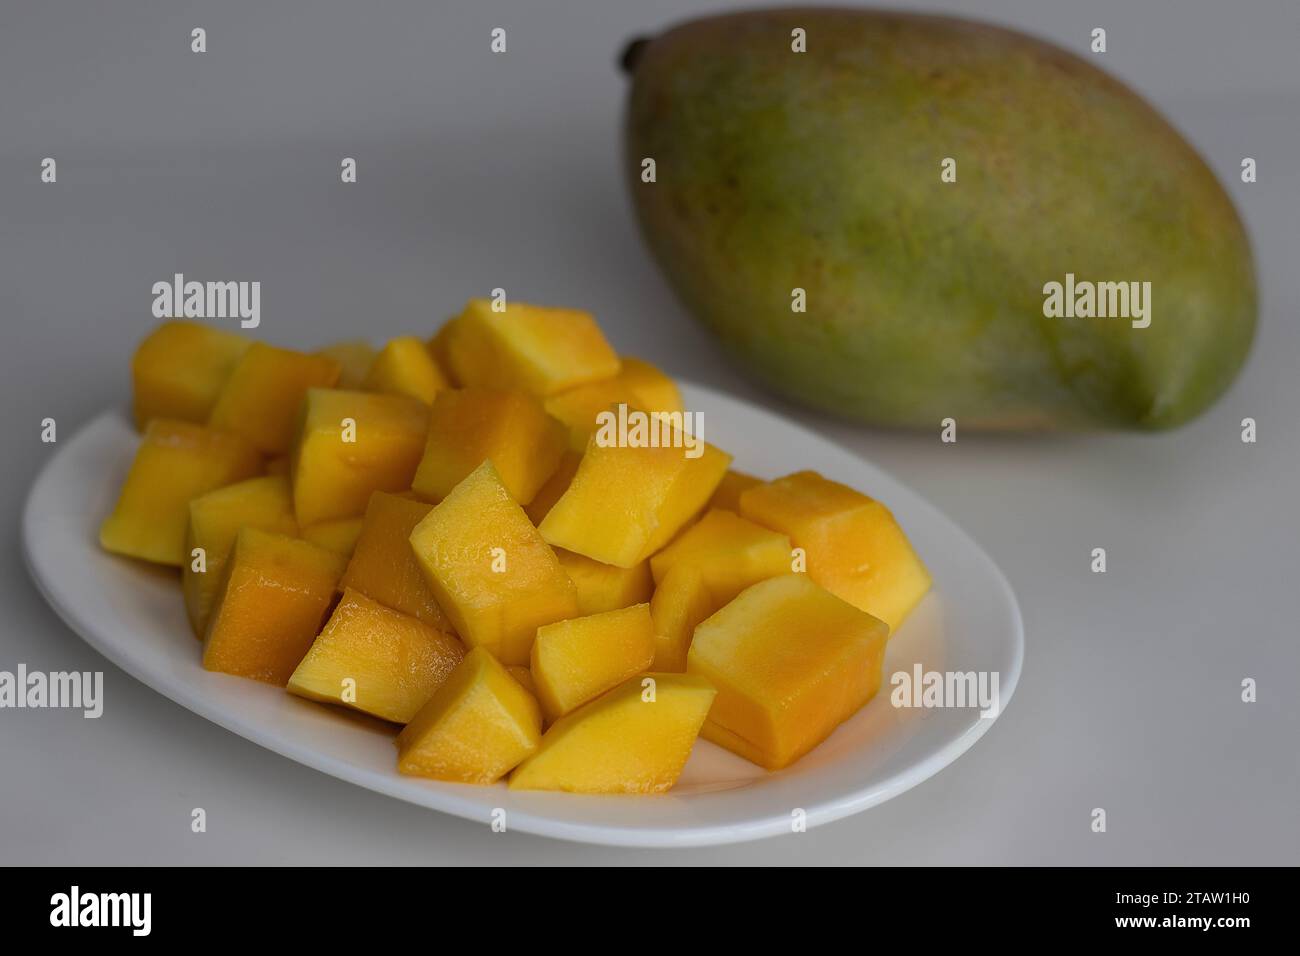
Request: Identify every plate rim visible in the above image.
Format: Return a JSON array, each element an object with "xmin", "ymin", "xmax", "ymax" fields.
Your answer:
[{"xmin": 21, "ymin": 388, "xmax": 1024, "ymax": 848}]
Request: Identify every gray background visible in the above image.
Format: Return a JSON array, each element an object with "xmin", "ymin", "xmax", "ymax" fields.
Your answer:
[{"xmin": 2, "ymin": 0, "xmax": 1297, "ymax": 864}]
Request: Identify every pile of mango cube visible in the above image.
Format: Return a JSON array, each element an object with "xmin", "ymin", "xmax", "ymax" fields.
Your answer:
[{"xmin": 99, "ymin": 300, "xmax": 931, "ymax": 793}]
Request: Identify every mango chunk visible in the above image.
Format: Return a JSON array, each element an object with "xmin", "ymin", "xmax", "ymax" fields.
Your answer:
[
  {"xmin": 396, "ymin": 647, "xmax": 542, "ymax": 783},
  {"xmin": 650, "ymin": 507, "xmax": 792, "ymax": 604},
  {"xmin": 649, "ymin": 565, "xmax": 714, "ymax": 672},
  {"xmin": 556, "ymin": 549, "xmax": 653, "ymax": 617},
  {"xmin": 363, "ymin": 335, "xmax": 449, "ymax": 404},
  {"xmin": 439, "ymin": 299, "xmax": 620, "ymax": 396},
  {"xmin": 410, "ymin": 387, "xmax": 566, "ymax": 506},
  {"xmin": 740, "ymin": 471, "xmax": 931, "ymax": 633},
  {"xmin": 290, "ymin": 388, "xmax": 429, "ymax": 527},
  {"xmin": 288, "ymin": 588, "xmax": 465, "ymax": 723},
  {"xmin": 538, "ymin": 427, "xmax": 731, "ymax": 567},
  {"xmin": 300, "ymin": 516, "xmax": 365, "ymax": 557},
  {"xmin": 100, "ymin": 419, "xmax": 262, "ymax": 566},
  {"xmin": 315, "ymin": 339, "xmax": 377, "ymax": 389},
  {"xmin": 132, "ymin": 320, "xmax": 250, "ymax": 429},
  {"xmin": 708, "ymin": 468, "xmax": 762, "ymax": 512},
  {"xmin": 507, "ymin": 665, "xmax": 537, "ymax": 696},
  {"xmin": 338, "ymin": 492, "xmax": 454, "ymax": 632},
  {"xmin": 617, "ymin": 356, "xmax": 683, "ymax": 414},
  {"xmin": 409, "ymin": 461, "xmax": 578, "ymax": 665},
  {"xmin": 182, "ymin": 475, "xmax": 298, "ymax": 638},
  {"xmin": 688, "ymin": 574, "xmax": 888, "ymax": 770},
  {"xmin": 202, "ymin": 529, "xmax": 346, "ymax": 685},
  {"xmin": 509, "ymin": 673, "xmax": 715, "ymax": 794},
  {"xmin": 530, "ymin": 604, "xmax": 656, "ymax": 720},
  {"xmin": 523, "ymin": 450, "xmax": 581, "ymax": 525},
  {"xmin": 208, "ymin": 342, "xmax": 342, "ymax": 455}
]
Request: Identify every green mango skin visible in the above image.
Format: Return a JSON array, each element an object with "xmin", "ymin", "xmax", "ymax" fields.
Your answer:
[{"xmin": 623, "ymin": 9, "xmax": 1256, "ymax": 429}]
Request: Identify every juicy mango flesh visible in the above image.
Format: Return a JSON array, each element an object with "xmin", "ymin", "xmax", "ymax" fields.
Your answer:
[
  {"xmin": 409, "ymin": 460, "xmax": 578, "ymax": 666},
  {"xmin": 288, "ymin": 588, "xmax": 465, "ymax": 724},
  {"xmin": 510, "ymin": 673, "xmax": 716, "ymax": 794},
  {"xmin": 202, "ymin": 528, "xmax": 346, "ymax": 686},
  {"xmin": 106, "ymin": 304, "xmax": 935, "ymax": 791},
  {"xmin": 740, "ymin": 471, "xmax": 931, "ymax": 634},
  {"xmin": 397, "ymin": 647, "xmax": 542, "ymax": 784},
  {"xmin": 182, "ymin": 475, "xmax": 298, "ymax": 637},
  {"xmin": 99, "ymin": 419, "xmax": 262, "ymax": 566},
  {"xmin": 624, "ymin": 10, "xmax": 1256, "ymax": 429},
  {"xmin": 530, "ymin": 603, "xmax": 656, "ymax": 720},
  {"xmin": 290, "ymin": 388, "xmax": 429, "ymax": 528},
  {"xmin": 688, "ymin": 575, "xmax": 890, "ymax": 770}
]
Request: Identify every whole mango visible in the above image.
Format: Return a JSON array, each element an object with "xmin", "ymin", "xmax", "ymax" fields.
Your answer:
[{"xmin": 622, "ymin": 9, "xmax": 1256, "ymax": 429}]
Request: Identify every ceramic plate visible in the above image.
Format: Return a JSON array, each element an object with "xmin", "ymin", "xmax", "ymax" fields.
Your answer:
[{"xmin": 22, "ymin": 383, "xmax": 1023, "ymax": 847}]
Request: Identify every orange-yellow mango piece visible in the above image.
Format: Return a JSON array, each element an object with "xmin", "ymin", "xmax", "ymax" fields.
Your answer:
[
  {"xmin": 509, "ymin": 673, "xmax": 715, "ymax": 794},
  {"xmin": 530, "ymin": 604, "xmax": 655, "ymax": 720},
  {"xmin": 440, "ymin": 299, "xmax": 620, "ymax": 396},
  {"xmin": 649, "ymin": 564, "xmax": 714, "ymax": 672},
  {"xmin": 288, "ymin": 588, "xmax": 465, "ymax": 724},
  {"xmin": 338, "ymin": 491, "xmax": 454, "ymax": 632},
  {"xmin": 208, "ymin": 342, "xmax": 341, "ymax": 455},
  {"xmin": 740, "ymin": 471, "xmax": 931, "ymax": 634},
  {"xmin": 707, "ymin": 469, "xmax": 762, "ymax": 512},
  {"xmin": 523, "ymin": 450, "xmax": 581, "ymax": 525},
  {"xmin": 409, "ymin": 461, "xmax": 578, "ymax": 665},
  {"xmin": 202, "ymin": 528, "xmax": 346, "ymax": 685},
  {"xmin": 538, "ymin": 425, "xmax": 731, "ymax": 568},
  {"xmin": 182, "ymin": 475, "xmax": 298, "ymax": 638},
  {"xmin": 300, "ymin": 516, "xmax": 365, "ymax": 557},
  {"xmin": 131, "ymin": 320, "xmax": 250, "ymax": 428},
  {"xmin": 396, "ymin": 647, "xmax": 542, "ymax": 783},
  {"xmin": 556, "ymin": 549, "xmax": 653, "ymax": 617},
  {"xmin": 616, "ymin": 356, "xmax": 682, "ymax": 413},
  {"xmin": 363, "ymin": 335, "xmax": 449, "ymax": 404},
  {"xmin": 315, "ymin": 339, "xmax": 377, "ymax": 389},
  {"xmin": 290, "ymin": 388, "xmax": 429, "ymax": 527},
  {"xmin": 650, "ymin": 508, "xmax": 792, "ymax": 606},
  {"xmin": 99, "ymin": 419, "xmax": 261, "ymax": 566},
  {"xmin": 411, "ymin": 387, "xmax": 566, "ymax": 505},
  {"xmin": 688, "ymin": 574, "xmax": 889, "ymax": 770}
]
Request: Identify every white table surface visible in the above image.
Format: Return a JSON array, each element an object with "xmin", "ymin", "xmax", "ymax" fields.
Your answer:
[{"xmin": 1, "ymin": 0, "xmax": 1297, "ymax": 864}]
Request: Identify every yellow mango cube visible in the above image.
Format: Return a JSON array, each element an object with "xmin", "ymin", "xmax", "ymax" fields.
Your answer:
[
  {"xmin": 411, "ymin": 387, "xmax": 566, "ymax": 505},
  {"xmin": 523, "ymin": 450, "xmax": 581, "ymax": 525},
  {"xmin": 363, "ymin": 335, "xmax": 449, "ymax": 404},
  {"xmin": 740, "ymin": 471, "xmax": 931, "ymax": 633},
  {"xmin": 708, "ymin": 468, "xmax": 762, "ymax": 512},
  {"xmin": 509, "ymin": 673, "xmax": 715, "ymax": 794},
  {"xmin": 688, "ymin": 574, "xmax": 889, "ymax": 770},
  {"xmin": 315, "ymin": 339, "xmax": 377, "ymax": 389},
  {"xmin": 290, "ymin": 388, "xmax": 429, "ymax": 527},
  {"xmin": 300, "ymin": 516, "xmax": 365, "ymax": 557},
  {"xmin": 182, "ymin": 475, "xmax": 298, "ymax": 637},
  {"xmin": 202, "ymin": 529, "xmax": 347, "ymax": 685},
  {"xmin": 396, "ymin": 647, "xmax": 542, "ymax": 783},
  {"xmin": 208, "ymin": 342, "xmax": 341, "ymax": 455},
  {"xmin": 409, "ymin": 461, "xmax": 578, "ymax": 665},
  {"xmin": 288, "ymin": 588, "xmax": 465, "ymax": 724},
  {"xmin": 538, "ymin": 427, "xmax": 731, "ymax": 567},
  {"xmin": 650, "ymin": 508, "xmax": 792, "ymax": 607},
  {"xmin": 617, "ymin": 356, "xmax": 682, "ymax": 413},
  {"xmin": 131, "ymin": 320, "xmax": 250, "ymax": 428},
  {"xmin": 530, "ymin": 604, "xmax": 656, "ymax": 720},
  {"xmin": 338, "ymin": 492, "xmax": 454, "ymax": 632},
  {"xmin": 649, "ymin": 565, "xmax": 714, "ymax": 672},
  {"xmin": 556, "ymin": 549, "xmax": 653, "ymax": 617},
  {"xmin": 100, "ymin": 419, "xmax": 262, "ymax": 566},
  {"xmin": 440, "ymin": 299, "xmax": 620, "ymax": 396}
]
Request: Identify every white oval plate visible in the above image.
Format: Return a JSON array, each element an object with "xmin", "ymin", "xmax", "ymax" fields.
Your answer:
[{"xmin": 22, "ymin": 383, "xmax": 1022, "ymax": 848}]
